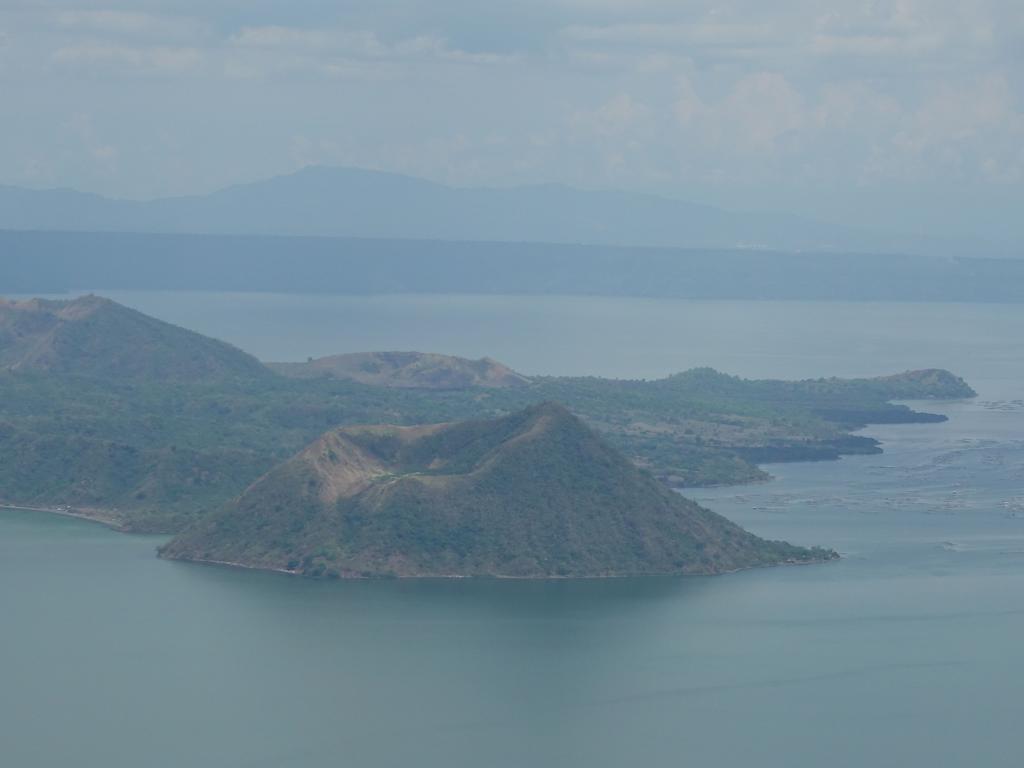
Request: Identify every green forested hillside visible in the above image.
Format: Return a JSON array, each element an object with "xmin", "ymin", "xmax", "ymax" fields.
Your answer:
[
  {"xmin": 160, "ymin": 403, "xmax": 834, "ymax": 577},
  {"xmin": 0, "ymin": 295, "xmax": 269, "ymax": 381},
  {"xmin": 0, "ymin": 297, "xmax": 975, "ymax": 533},
  {"xmin": 269, "ymin": 351, "xmax": 532, "ymax": 388}
]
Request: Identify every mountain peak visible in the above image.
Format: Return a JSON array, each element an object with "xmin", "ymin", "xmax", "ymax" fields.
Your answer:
[
  {"xmin": 0, "ymin": 294, "xmax": 270, "ymax": 381},
  {"xmin": 0, "ymin": 164, "xmax": 984, "ymax": 255},
  {"xmin": 160, "ymin": 403, "xmax": 833, "ymax": 578}
]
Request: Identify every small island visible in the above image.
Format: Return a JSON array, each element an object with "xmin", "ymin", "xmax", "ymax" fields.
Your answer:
[{"xmin": 159, "ymin": 402, "xmax": 834, "ymax": 577}]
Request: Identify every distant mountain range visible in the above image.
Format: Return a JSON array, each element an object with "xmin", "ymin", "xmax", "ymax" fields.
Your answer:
[{"xmin": 0, "ymin": 165, "xmax": 1011, "ymax": 257}]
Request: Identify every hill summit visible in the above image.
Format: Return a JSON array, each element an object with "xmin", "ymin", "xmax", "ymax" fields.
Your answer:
[
  {"xmin": 269, "ymin": 351, "xmax": 531, "ymax": 389},
  {"xmin": 0, "ymin": 295, "xmax": 268, "ymax": 381},
  {"xmin": 160, "ymin": 402, "xmax": 833, "ymax": 578}
]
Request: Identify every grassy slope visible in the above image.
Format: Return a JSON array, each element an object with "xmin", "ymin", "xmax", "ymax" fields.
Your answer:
[
  {"xmin": 0, "ymin": 297, "xmax": 976, "ymax": 532},
  {"xmin": 160, "ymin": 404, "xmax": 833, "ymax": 577},
  {"xmin": 0, "ymin": 295, "xmax": 269, "ymax": 381},
  {"xmin": 269, "ymin": 351, "xmax": 531, "ymax": 388},
  {"xmin": 0, "ymin": 366, "xmax": 974, "ymax": 532}
]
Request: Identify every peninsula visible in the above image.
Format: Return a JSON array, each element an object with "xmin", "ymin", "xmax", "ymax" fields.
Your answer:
[{"xmin": 0, "ymin": 295, "xmax": 976, "ymax": 577}]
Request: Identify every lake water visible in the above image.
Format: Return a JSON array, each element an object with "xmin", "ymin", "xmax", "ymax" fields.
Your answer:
[{"xmin": 3, "ymin": 294, "xmax": 1024, "ymax": 767}]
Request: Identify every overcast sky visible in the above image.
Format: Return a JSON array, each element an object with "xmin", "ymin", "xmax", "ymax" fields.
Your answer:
[{"xmin": 2, "ymin": 1, "xmax": 1022, "ymax": 241}]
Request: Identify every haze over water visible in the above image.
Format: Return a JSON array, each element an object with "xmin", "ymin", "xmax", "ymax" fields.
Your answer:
[
  {"xmin": 65, "ymin": 291, "xmax": 1024, "ymax": 386},
  {"xmin": 3, "ymin": 294, "xmax": 1023, "ymax": 768}
]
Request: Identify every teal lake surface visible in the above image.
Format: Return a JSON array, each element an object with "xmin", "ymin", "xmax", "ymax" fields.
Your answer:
[{"xmin": 3, "ymin": 294, "xmax": 1023, "ymax": 767}]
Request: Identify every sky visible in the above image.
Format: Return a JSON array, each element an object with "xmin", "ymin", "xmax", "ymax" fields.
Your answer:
[{"xmin": 2, "ymin": 0, "xmax": 1023, "ymax": 243}]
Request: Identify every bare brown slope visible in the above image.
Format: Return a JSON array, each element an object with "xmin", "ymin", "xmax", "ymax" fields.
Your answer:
[
  {"xmin": 268, "ymin": 351, "xmax": 531, "ymax": 389},
  {"xmin": 160, "ymin": 403, "xmax": 834, "ymax": 578},
  {"xmin": 0, "ymin": 295, "xmax": 269, "ymax": 381}
]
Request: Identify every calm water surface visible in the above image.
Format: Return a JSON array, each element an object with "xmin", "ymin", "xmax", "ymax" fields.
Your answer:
[
  {"xmin": 2, "ymin": 294, "xmax": 1023, "ymax": 767},
  {"xmin": 48, "ymin": 290, "xmax": 1024, "ymax": 382}
]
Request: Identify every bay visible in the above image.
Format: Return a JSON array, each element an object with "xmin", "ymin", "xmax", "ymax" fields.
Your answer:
[{"xmin": 2, "ymin": 293, "xmax": 1023, "ymax": 767}]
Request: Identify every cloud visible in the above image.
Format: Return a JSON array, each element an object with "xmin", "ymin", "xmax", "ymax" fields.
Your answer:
[
  {"xmin": 230, "ymin": 26, "xmax": 351, "ymax": 50},
  {"xmin": 888, "ymin": 74, "xmax": 1024, "ymax": 184},
  {"xmin": 723, "ymin": 72, "xmax": 804, "ymax": 150},
  {"xmin": 811, "ymin": 2, "xmax": 994, "ymax": 59},
  {"xmin": 52, "ymin": 44, "xmax": 204, "ymax": 73},
  {"xmin": 221, "ymin": 25, "xmax": 506, "ymax": 80},
  {"xmin": 565, "ymin": 22, "xmax": 778, "ymax": 48},
  {"xmin": 229, "ymin": 25, "xmax": 507, "ymax": 64},
  {"xmin": 671, "ymin": 72, "xmax": 805, "ymax": 154},
  {"xmin": 811, "ymin": 32, "xmax": 944, "ymax": 57},
  {"xmin": 0, "ymin": 0, "xmax": 1020, "ymax": 242},
  {"xmin": 915, "ymin": 74, "xmax": 1016, "ymax": 142},
  {"xmin": 55, "ymin": 10, "xmax": 207, "ymax": 42},
  {"xmin": 573, "ymin": 92, "xmax": 651, "ymax": 137},
  {"xmin": 91, "ymin": 144, "xmax": 117, "ymax": 161}
]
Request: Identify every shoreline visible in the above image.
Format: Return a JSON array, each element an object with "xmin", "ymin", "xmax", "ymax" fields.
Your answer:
[
  {"xmin": 3, "ymin": 501, "xmax": 837, "ymax": 581},
  {"xmin": 160, "ymin": 550, "xmax": 838, "ymax": 582},
  {"xmin": 0, "ymin": 502, "xmax": 126, "ymax": 531}
]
